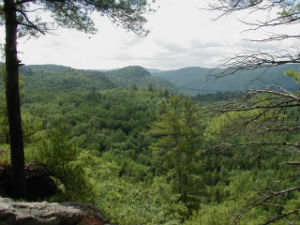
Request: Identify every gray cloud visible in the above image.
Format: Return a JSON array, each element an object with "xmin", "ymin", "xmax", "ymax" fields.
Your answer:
[
  {"xmin": 155, "ymin": 40, "xmax": 189, "ymax": 53},
  {"xmin": 188, "ymin": 39, "xmax": 227, "ymax": 49}
]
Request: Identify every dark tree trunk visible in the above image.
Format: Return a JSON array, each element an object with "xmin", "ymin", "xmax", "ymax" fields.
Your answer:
[
  {"xmin": 182, "ymin": 174, "xmax": 188, "ymax": 204},
  {"xmin": 3, "ymin": 0, "xmax": 26, "ymax": 198}
]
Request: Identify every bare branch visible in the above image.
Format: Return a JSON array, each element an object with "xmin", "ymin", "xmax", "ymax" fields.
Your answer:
[
  {"xmin": 281, "ymin": 161, "xmax": 300, "ymax": 166},
  {"xmin": 248, "ymin": 89, "xmax": 300, "ymax": 102},
  {"xmin": 221, "ymin": 102, "xmax": 300, "ymax": 112},
  {"xmin": 245, "ymin": 34, "xmax": 300, "ymax": 42},
  {"xmin": 261, "ymin": 209, "xmax": 299, "ymax": 225},
  {"xmin": 234, "ymin": 186, "xmax": 300, "ymax": 224},
  {"xmin": 257, "ymin": 125, "xmax": 300, "ymax": 133},
  {"xmin": 213, "ymin": 54, "xmax": 300, "ymax": 77},
  {"xmin": 208, "ymin": 1, "xmax": 300, "ymax": 76},
  {"xmin": 240, "ymin": 11, "xmax": 300, "ymax": 30},
  {"xmin": 15, "ymin": 0, "xmax": 35, "ymax": 5},
  {"xmin": 207, "ymin": 141, "xmax": 300, "ymax": 152}
]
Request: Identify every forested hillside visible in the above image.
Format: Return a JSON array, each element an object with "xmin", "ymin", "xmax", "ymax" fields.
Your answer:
[
  {"xmin": 20, "ymin": 64, "xmax": 300, "ymax": 96},
  {"xmin": 20, "ymin": 65, "xmax": 178, "ymax": 93},
  {"xmin": 1, "ymin": 64, "xmax": 299, "ymax": 225},
  {"xmin": 152, "ymin": 64, "xmax": 300, "ymax": 94},
  {"xmin": 105, "ymin": 66, "xmax": 176, "ymax": 90}
]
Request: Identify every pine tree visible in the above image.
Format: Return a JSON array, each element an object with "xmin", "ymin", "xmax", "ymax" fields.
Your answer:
[{"xmin": 148, "ymin": 96, "xmax": 203, "ymax": 209}]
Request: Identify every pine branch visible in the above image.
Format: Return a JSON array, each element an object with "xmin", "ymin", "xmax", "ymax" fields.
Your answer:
[{"xmin": 16, "ymin": 9, "xmax": 46, "ymax": 34}]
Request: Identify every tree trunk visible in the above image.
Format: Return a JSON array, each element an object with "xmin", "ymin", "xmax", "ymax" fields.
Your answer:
[
  {"xmin": 176, "ymin": 148, "xmax": 184, "ymax": 202},
  {"xmin": 182, "ymin": 174, "xmax": 188, "ymax": 204},
  {"xmin": 4, "ymin": 0, "xmax": 26, "ymax": 198}
]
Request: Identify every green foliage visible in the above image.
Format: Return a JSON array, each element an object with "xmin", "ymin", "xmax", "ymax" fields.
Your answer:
[
  {"xmin": 20, "ymin": 66, "xmax": 117, "ymax": 91},
  {"xmin": 17, "ymin": 81, "xmax": 189, "ymax": 224},
  {"xmin": 4, "ymin": 0, "xmax": 151, "ymax": 37},
  {"xmin": 130, "ymin": 83, "xmax": 138, "ymax": 91},
  {"xmin": 19, "ymin": 65, "xmax": 178, "ymax": 93},
  {"xmin": 280, "ymin": 1, "xmax": 300, "ymax": 18},
  {"xmin": 285, "ymin": 69, "xmax": 300, "ymax": 84},
  {"xmin": 76, "ymin": 151, "xmax": 187, "ymax": 225},
  {"xmin": 0, "ymin": 104, "xmax": 8, "ymax": 144},
  {"xmin": 185, "ymin": 201, "xmax": 238, "ymax": 225},
  {"xmin": 14, "ymin": 63, "xmax": 300, "ymax": 225},
  {"xmin": 23, "ymin": 88, "xmax": 163, "ymax": 157},
  {"xmin": 194, "ymin": 91, "xmax": 243, "ymax": 104},
  {"xmin": 201, "ymin": 90, "xmax": 300, "ymax": 224},
  {"xmin": 0, "ymin": 144, "xmax": 9, "ymax": 164},
  {"xmin": 185, "ymin": 168, "xmax": 299, "ymax": 225},
  {"xmin": 0, "ymin": 65, "xmax": 7, "ymax": 144},
  {"xmin": 27, "ymin": 121, "xmax": 94, "ymax": 202},
  {"xmin": 0, "ymin": 68, "xmax": 27, "ymax": 145},
  {"xmin": 148, "ymin": 96, "xmax": 204, "ymax": 210},
  {"xmin": 21, "ymin": 113, "xmax": 43, "ymax": 145}
]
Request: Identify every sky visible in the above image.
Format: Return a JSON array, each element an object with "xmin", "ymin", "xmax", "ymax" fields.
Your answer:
[{"xmin": 0, "ymin": 0, "xmax": 298, "ymax": 70}]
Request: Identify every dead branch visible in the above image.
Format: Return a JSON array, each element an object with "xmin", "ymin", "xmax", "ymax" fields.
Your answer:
[
  {"xmin": 256, "ymin": 125, "xmax": 300, "ymax": 133},
  {"xmin": 234, "ymin": 186, "xmax": 300, "ymax": 224},
  {"xmin": 281, "ymin": 161, "xmax": 300, "ymax": 166},
  {"xmin": 261, "ymin": 209, "xmax": 299, "ymax": 225},
  {"xmin": 207, "ymin": 141, "xmax": 300, "ymax": 152},
  {"xmin": 248, "ymin": 89, "xmax": 300, "ymax": 102}
]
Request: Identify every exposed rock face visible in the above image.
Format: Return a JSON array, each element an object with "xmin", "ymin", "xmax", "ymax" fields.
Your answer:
[{"xmin": 0, "ymin": 197, "xmax": 110, "ymax": 225}]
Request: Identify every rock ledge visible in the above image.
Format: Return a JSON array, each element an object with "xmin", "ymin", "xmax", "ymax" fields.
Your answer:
[{"xmin": 0, "ymin": 197, "xmax": 111, "ymax": 225}]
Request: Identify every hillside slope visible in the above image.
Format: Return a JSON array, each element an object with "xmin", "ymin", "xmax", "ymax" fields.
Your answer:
[
  {"xmin": 20, "ymin": 65, "xmax": 117, "ymax": 91},
  {"xmin": 152, "ymin": 64, "xmax": 300, "ymax": 94},
  {"xmin": 105, "ymin": 66, "xmax": 178, "ymax": 91},
  {"xmin": 20, "ymin": 65, "xmax": 177, "ymax": 92}
]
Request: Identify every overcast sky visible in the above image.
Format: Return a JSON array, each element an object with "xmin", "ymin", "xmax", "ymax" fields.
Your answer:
[{"xmin": 0, "ymin": 0, "xmax": 298, "ymax": 70}]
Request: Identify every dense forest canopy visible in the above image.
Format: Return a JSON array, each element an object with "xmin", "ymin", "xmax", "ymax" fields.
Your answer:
[{"xmin": 1, "ymin": 63, "xmax": 299, "ymax": 224}]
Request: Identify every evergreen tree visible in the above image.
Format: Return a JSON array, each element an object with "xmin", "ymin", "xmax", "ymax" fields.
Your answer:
[
  {"xmin": 148, "ymin": 96, "xmax": 203, "ymax": 210},
  {"xmin": 131, "ymin": 83, "xmax": 138, "ymax": 91},
  {"xmin": 147, "ymin": 83, "xmax": 153, "ymax": 92}
]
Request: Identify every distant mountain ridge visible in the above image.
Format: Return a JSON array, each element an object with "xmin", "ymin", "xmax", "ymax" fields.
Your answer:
[
  {"xmin": 18, "ymin": 64, "xmax": 299, "ymax": 95},
  {"xmin": 20, "ymin": 65, "xmax": 117, "ymax": 91},
  {"xmin": 151, "ymin": 64, "xmax": 300, "ymax": 94},
  {"xmin": 20, "ymin": 65, "xmax": 178, "ymax": 92},
  {"xmin": 105, "ymin": 66, "xmax": 176, "ymax": 90}
]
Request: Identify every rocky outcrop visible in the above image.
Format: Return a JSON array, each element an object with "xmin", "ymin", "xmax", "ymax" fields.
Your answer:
[{"xmin": 0, "ymin": 197, "xmax": 112, "ymax": 225}]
